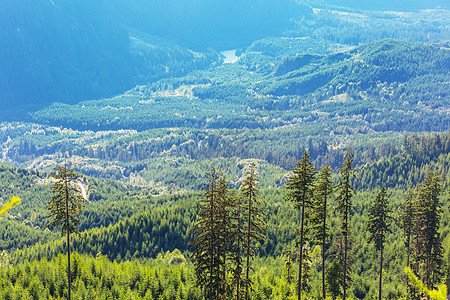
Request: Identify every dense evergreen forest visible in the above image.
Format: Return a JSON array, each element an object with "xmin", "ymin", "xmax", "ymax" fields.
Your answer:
[{"xmin": 0, "ymin": 132, "xmax": 449, "ymax": 299}]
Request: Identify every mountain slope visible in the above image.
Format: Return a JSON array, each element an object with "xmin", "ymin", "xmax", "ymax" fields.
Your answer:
[
  {"xmin": 0, "ymin": 0, "xmax": 306, "ymax": 112},
  {"xmin": 30, "ymin": 40, "xmax": 449, "ymax": 133}
]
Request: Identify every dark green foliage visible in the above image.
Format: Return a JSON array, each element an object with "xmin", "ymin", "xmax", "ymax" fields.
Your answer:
[
  {"xmin": 300, "ymin": 243, "xmax": 313, "ymax": 293},
  {"xmin": 0, "ymin": 252, "xmax": 202, "ymax": 300},
  {"xmin": 285, "ymin": 151, "xmax": 316, "ymax": 300},
  {"xmin": 230, "ymin": 191, "xmax": 246, "ymax": 300},
  {"xmin": 326, "ymin": 260, "xmax": 342, "ymax": 300},
  {"xmin": 358, "ymin": 132, "xmax": 450, "ymax": 190},
  {"xmin": 413, "ymin": 172, "xmax": 444, "ymax": 288},
  {"xmin": 216, "ymin": 175, "xmax": 232, "ymax": 298},
  {"xmin": 241, "ymin": 162, "xmax": 266, "ymax": 300},
  {"xmin": 0, "ymin": 219, "xmax": 57, "ymax": 252},
  {"xmin": 329, "ymin": 231, "xmax": 355, "ymax": 299},
  {"xmin": 335, "ymin": 147, "xmax": 355, "ymax": 300},
  {"xmin": 367, "ymin": 187, "xmax": 391, "ymax": 300},
  {"xmin": 14, "ymin": 203, "xmax": 196, "ymax": 264},
  {"xmin": 397, "ymin": 171, "xmax": 447, "ymax": 298},
  {"xmin": 188, "ymin": 165, "xmax": 266, "ymax": 299},
  {"xmin": 45, "ymin": 162, "xmax": 86, "ymax": 300},
  {"xmin": 367, "ymin": 187, "xmax": 391, "ymax": 252},
  {"xmin": 399, "ymin": 188, "xmax": 416, "ymax": 297},
  {"xmin": 310, "ymin": 164, "xmax": 334, "ymax": 299},
  {"xmin": 0, "ymin": 131, "xmax": 449, "ymax": 299},
  {"xmin": 46, "ymin": 163, "xmax": 85, "ymax": 236},
  {"xmin": 190, "ymin": 169, "xmax": 229, "ymax": 299}
]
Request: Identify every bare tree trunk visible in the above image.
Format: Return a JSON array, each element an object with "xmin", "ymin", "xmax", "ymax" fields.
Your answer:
[
  {"xmin": 245, "ymin": 190, "xmax": 252, "ymax": 300},
  {"xmin": 67, "ymin": 229, "xmax": 71, "ymax": 300},
  {"xmin": 322, "ymin": 195, "xmax": 327, "ymax": 300},
  {"xmin": 343, "ymin": 222, "xmax": 348, "ymax": 300},
  {"xmin": 210, "ymin": 185, "xmax": 215, "ymax": 299},
  {"xmin": 236, "ymin": 276, "xmax": 240, "ymax": 300},
  {"xmin": 298, "ymin": 199, "xmax": 306, "ymax": 300},
  {"xmin": 236, "ymin": 210, "xmax": 241, "ymax": 300},
  {"xmin": 406, "ymin": 228, "xmax": 411, "ymax": 296},
  {"xmin": 65, "ymin": 180, "xmax": 71, "ymax": 300},
  {"xmin": 378, "ymin": 248, "xmax": 383, "ymax": 300}
]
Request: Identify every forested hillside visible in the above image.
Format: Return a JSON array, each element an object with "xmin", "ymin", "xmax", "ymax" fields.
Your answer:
[
  {"xmin": 0, "ymin": 132, "xmax": 449, "ymax": 299},
  {"xmin": 29, "ymin": 39, "xmax": 449, "ymax": 133},
  {"xmin": 0, "ymin": 39, "xmax": 445, "ymax": 192}
]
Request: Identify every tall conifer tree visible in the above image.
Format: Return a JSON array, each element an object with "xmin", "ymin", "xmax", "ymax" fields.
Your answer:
[
  {"xmin": 45, "ymin": 161, "xmax": 85, "ymax": 300},
  {"xmin": 335, "ymin": 147, "xmax": 355, "ymax": 300},
  {"xmin": 190, "ymin": 168, "xmax": 230, "ymax": 299},
  {"xmin": 367, "ymin": 187, "xmax": 391, "ymax": 300},
  {"xmin": 415, "ymin": 171, "xmax": 444, "ymax": 288},
  {"xmin": 240, "ymin": 162, "xmax": 265, "ymax": 300},
  {"xmin": 400, "ymin": 188, "xmax": 416, "ymax": 297},
  {"xmin": 230, "ymin": 191, "xmax": 245, "ymax": 300},
  {"xmin": 216, "ymin": 174, "xmax": 231, "ymax": 297},
  {"xmin": 285, "ymin": 151, "xmax": 315, "ymax": 300},
  {"xmin": 311, "ymin": 164, "xmax": 333, "ymax": 299}
]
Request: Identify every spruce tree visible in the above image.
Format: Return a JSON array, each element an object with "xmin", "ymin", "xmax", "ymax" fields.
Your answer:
[
  {"xmin": 415, "ymin": 171, "xmax": 444, "ymax": 288},
  {"xmin": 335, "ymin": 147, "xmax": 355, "ymax": 300},
  {"xmin": 285, "ymin": 151, "xmax": 315, "ymax": 300},
  {"xmin": 190, "ymin": 168, "xmax": 230, "ymax": 299},
  {"xmin": 311, "ymin": 164, "xmax": 333, "ymax": 299},
  {"xmin": 240, "ymin": 162, "xmax": 265, "ymax": 300},
  {"xmin": 230, "ymin": 191, "xmax": 245, "ymax": 300},
  {"xmin": 399, "ymin": 188, "xmax": 416, "ymax": 297},
  {"xmin": 45, "ymin": 162, "xmax": 85, "ymax": 300},
  {"xmin": 411, "ymin": 196, "xmax": 426, "ymax": 290},
  {"xmin": 367, "ymin": 187, "xmax": 391, "ymax": 300},
  {"xmin": 216, "ymin": 174, "xmax": 231, "ymax": 297}
]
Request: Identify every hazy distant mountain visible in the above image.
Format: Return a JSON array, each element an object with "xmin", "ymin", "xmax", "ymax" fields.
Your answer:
[
  {"xmin": 29, "ymin": 39, "xmax": 449, "ymax": 134},
  {"xmin": 97, "ymin": 0, "xmax": 310, "ymax": 49},
  {"xmin": 1, "ymin": 0, "xmax": 448, "ymax": 114},
  {"xmin": 0, "ymin": 0, "xmax": 306, "ymax": 112},
  {"xmin": 0, "ymin": 0, "xmax": 133, "ymax": 110}
]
